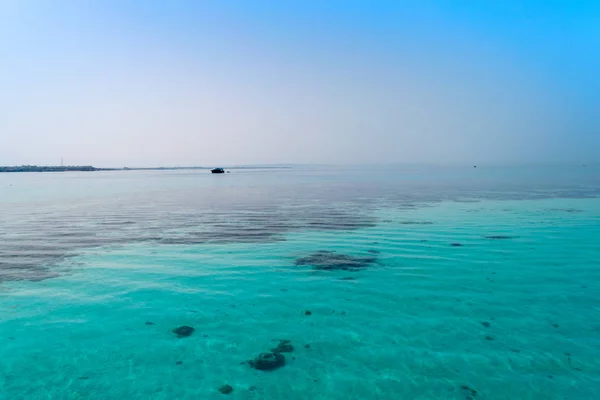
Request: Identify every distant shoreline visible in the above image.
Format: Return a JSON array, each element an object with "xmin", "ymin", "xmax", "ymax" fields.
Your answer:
[
  {"xmin": 0, "ymin": 165, "xmax": 293, "ymax": 173},
  {"xmin": 0, "ymin": 166, "xmax": 103, "ymax": 173}
]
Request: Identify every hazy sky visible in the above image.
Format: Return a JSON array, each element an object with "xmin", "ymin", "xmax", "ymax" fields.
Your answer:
[{"xmin": 1, "ymin": 1, "xmax": 599, "ymax": 167}]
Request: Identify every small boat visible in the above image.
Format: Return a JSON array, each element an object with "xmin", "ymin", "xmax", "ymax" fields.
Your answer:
[{"xmin": 211, "ymin": 168, "xmax": 225, "ymax": 174}]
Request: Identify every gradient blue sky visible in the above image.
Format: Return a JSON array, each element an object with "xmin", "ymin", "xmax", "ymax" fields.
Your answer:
[{"xmin": 1, "ymin": 1, "xmax": 599, "ymax": 166}]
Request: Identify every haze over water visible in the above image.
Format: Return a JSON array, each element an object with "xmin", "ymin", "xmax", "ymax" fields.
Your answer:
[{"xmin": 2, "ymin": 1, "xmax": 599, "ymax": 166}]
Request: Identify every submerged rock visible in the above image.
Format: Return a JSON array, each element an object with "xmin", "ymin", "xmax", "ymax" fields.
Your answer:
[
  {"xmin": 218, "ymin": 384, "xmax": 233, "ymax": 394},
  {"xmin": 295, "ymin": 250, "xmax": 376, "ymax": 271},
  {"xmin": 248, "ymin": 352, "xmax": 286, "ymax": 371},
  {"xmin": 550, "ymin": 208, "xmax": 583, "ymax": 213},
  {"xmin": 460, "ymin": 384, "xmax": 478, "ymax": 398},
  {"xmin": 173, "ymin": 326, "xmax": 195, "ymax": 338},
  {"xmin": 271, "ymin": 339, "xmax": 294, "ymax": 353}
]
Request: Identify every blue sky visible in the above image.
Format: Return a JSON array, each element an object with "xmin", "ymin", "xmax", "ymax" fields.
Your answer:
[{"xmin": 1, "ymin": 1, "xmax": 598, "ymax": 166}]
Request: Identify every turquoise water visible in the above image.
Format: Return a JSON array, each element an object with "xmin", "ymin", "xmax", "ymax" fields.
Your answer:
[{"xmin": 1, "ymin": 166, "xmax": 599, "ymax": 399}]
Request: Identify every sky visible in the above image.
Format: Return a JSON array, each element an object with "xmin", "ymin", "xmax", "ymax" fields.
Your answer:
[{"xmin": 1, "ymin": 0, "xmax": 599, "ymax": 167}]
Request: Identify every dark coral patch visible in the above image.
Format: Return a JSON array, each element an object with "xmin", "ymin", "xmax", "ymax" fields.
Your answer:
[
  {"xmin": 248, "ymin": 352, "xmax": 286, "ymax": 371},
  {"xmin": 295, "ymin": 251, "xmax": 376, "ymax": 271},
  {"xmin": 218, "ymin": 384, "xmax": 233, "ymax": 394},
  {"xmin": 460, "ymin": 384, "xmax": 478, "ymax": 398},
  {"xmin": 271, "ymin": 339, "xmax": 294, "ymax": 353},
  {"xmin": 173, "ymin": 326, "xmax": 195, "ymax": 338}
]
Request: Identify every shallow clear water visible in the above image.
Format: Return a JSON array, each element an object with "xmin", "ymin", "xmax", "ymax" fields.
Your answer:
[{"xmin": 1, "ymin": 166, "xmax": 599, "ymax": 399}]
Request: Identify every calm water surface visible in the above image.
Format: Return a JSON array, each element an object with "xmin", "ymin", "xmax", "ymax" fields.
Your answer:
[{"xmin": 1, "ymin": 166, "xmax": 599, "ymax": 399}]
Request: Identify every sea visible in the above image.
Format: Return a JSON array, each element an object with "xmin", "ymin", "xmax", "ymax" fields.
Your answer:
[{"xmin": 0, "ymin": 165, "xmax": 599, "ymax": 400}]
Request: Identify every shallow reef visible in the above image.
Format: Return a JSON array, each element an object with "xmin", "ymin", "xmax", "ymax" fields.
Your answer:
[
  {"xmin": 218, "ymin": 384, "xmax": 233, "ymax": 395},
  {"xmin": 248, "ymin": 352, "xmax": 286, "ymax": 371},
  {"xmin": 295, "ymin": 250, "xmax": 377, "ymax": 271},
  {"xmin": 172, "ymin": 325, "xmax": 195, "ymax": 338},
  {"xmin": 461, "ymin": 384, "xmax": 478, "ymax": 399},
  {"xmin": 549, "ymin": 208, "xmax": 583, "ymax": 213},
  {"xmin": 271, "ymin": 339, "xmax": 294, "ymax": 353}
]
